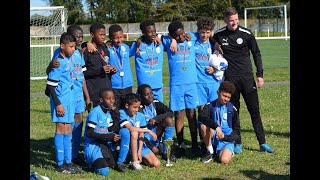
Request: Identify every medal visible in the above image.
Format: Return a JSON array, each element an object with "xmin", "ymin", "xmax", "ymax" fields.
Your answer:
[
  {"xmin": 182, "ymin": 66, "xmax": 187, "ymax": 70},
  {"xmin": 120, "ymin": 71, "xmax": 125, "ymax": 76},
  {"xmin": 150, "ymin": 70, "xmax": 154, "ymax": 75}
]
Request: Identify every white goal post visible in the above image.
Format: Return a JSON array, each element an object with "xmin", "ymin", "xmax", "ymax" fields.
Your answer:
[
  {"xmin": 244, "ymin": 5, "xmax": 289, "ymax": 39},
  {"xmin": 30, "ymin": 6, "xmax": 68, "ymax": 80}
]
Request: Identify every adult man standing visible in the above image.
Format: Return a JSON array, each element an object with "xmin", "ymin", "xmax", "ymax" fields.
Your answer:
[{"xmin": 213, "ymin": 7, "xmax": 273, "ymax": 154}]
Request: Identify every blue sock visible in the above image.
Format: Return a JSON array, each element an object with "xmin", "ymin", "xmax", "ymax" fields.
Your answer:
[
  {"xmin": 95, "ymin": 167, "xmax": 110, "ymax": 176},
  {"xmin": 64, "ymin": 133, "xmax": 72, "ymax": 164},
  {"xmin": 163, "ymin": 126, "xmax": 174, "ymax": 154},
  {"xmin": 117, "ymin": 128, "xmax": 130, "ymax": 164},
  {"xmin": 54, "ymin": 133, "xmax": 64, "ymax": 166},
  {"xmin": 72, "ymin": 122, "xmax": 83, "ymax": 160}
]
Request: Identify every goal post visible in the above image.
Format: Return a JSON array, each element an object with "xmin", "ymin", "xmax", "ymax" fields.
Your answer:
[
  {"xmin": 30, "ymin": 6, "xmax": 68, "ymax": 80},
  {"xmin": 244, "ymin": 5, "xmax": 289, "ymax": 39}
]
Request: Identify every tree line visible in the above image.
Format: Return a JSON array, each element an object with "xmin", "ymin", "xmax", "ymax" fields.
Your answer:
[{"xmin": 38, "ymin": 0, "xmax": 290, "ymax": 24}]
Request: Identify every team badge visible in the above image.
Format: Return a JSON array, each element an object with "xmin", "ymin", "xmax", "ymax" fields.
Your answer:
[
  {"xmin": 188, "ymin": 41, "xmax": 192, "ymax": 46},
  {"xmin": 208, "ymin": 48, "xmax": 212, "ymax": 54},
  {"xmin": 156, "ymin": 47, "xmax": 161, "ymax": 53},
  {"xmin": 223, "ymin": 112, "xmax": 228, "ymax": 120},
  {"xmin": 236, "ymin": 38, "xmax": 243, "ymax": 44},
  {"xmin": 121, "ymin": 46, "xmax": 126, "ymax": 52}
]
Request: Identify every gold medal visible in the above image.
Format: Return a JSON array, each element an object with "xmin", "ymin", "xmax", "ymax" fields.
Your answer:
[
  {"xmin": 150, "ymin": 70, "xmax": 154, "ymax": 75},
  {"xmin": 182, "ymin": 65, "xmax": 187, "ymax": 71},
  {"xmin": 120, "ymin": 71, "xmax": 125, "ymax": 76}
]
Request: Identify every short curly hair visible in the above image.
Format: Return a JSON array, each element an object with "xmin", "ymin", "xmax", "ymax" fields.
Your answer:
[
  {"xmin": 219, "ymin": 81, "xmax": 236, "ymax": 95},
  {"xmin": 196, "ymin": 17, "xmax": 215, "ymax": 31}
]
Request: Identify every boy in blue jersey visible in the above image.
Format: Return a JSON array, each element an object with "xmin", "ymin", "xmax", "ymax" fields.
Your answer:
[
  {"xmin": 187, "ymin": 17, "xmax": 225, "ymax": 155},
  {"xmin": 199, "ymin": 81, "xmax": 240, "ymax": 165},
  {"xmin": 46, "ymin": 24, "xmax": 91, "ymax": 167},
  {"xmin": 46, "ymin": 32, "xmax": 83, "ymax": 174},
  {"xmin": 119, "ymin": 93, "xmax": 159, "ymax": 170},
  {"xmin": 107, "ymin": 24, "xmax": 135, "ymax": 109},
  {"xmin": 130, "ymin": 20, "xmax": 165, "ymax": 102},
  {"xmin": 161, "ymin": 20, "xmax": 200, "ymax": 158},
  {"xmin": 83, "ymin": 22, "xmax": 118, "ymax": 108},
  {"xmin": 83, "ymin": 88, "xmax": 127, "ymax": 176},
  {"xmin": 137, "ymin": 84, "xmax": 176, "ymax": 162}
]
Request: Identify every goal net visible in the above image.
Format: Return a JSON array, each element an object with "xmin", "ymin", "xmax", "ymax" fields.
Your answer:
[
  {"xmin": 30, "ymin": 6, "xmax": 68, "ymax": 80},
  {"xmin": 244, "ymin": 5, "xmax": 289, "ymax": 39}
]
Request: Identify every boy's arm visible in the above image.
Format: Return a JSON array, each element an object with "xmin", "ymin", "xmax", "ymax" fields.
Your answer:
[
  {"xmin": 199, "ymin": 104, "xmax": 220, "ymax": 130},
  {"xmin": 122, "ymin": 122, "xmax": 157, "ymax": 141},
  {"xmin": 153, "ymin": 101, "xmax": 174, "ymax": 123},
  {"xmin": 108, "ymin": 108, "xmax": 120, "ymax": 133},
  {"xmin": 82, "ymin": 79, "xmax": 92, "ymax": 111},
  {"xmin": 86, "ymin": 121, "xmax": 120, "ymax": 142},
  {"xmin": 82, "ymin": 50, "xmax": 108, "ymax": 78}
]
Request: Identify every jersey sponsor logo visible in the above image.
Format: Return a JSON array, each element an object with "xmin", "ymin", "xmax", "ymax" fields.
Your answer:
[
  {"xmin": 222, "ymin": 38, "xmax": 228, "ymax": 42},
  {"xmin": 222, "ymin": 38, "xmax": 229, "ymax": 46},
  {"xmin": 121, "ymin": 46, "xmax": 126, "ymax": 52},
  {"xmin": 236, "ymin": 38, "xmax": 243, "ymax": 45},
  {"xmin": 195, "ymin": 53, "xmax": 209, "ymax": 61}
]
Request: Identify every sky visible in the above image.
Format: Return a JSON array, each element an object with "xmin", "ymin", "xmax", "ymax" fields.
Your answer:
[{"xmin": 30, "ymin": 0, "xmax": 88, "ymax": 15}]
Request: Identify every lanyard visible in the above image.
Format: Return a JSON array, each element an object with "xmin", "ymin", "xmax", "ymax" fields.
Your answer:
[
  {"xmin": 198, "ymin": 40, "xmax": 210, "ymax": 64},
  {"xmin": 97, "ymin": 50, "xmax": 109, "ymax": 65},
  {"xmin": 113, "ymin": 46, "xmax": 123, "ymax": 70},
  {"xmin": 178, "ymin": 41, "xmax": 187, "ymax": 70}
]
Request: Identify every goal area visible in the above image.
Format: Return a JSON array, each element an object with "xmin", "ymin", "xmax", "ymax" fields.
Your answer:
[
  {"xmin": 244, "ymin": 5, "xmax": 289, "ymax": 39},
  {"xmin": 30, "ymin": 6, "xmax": 68, "ymax": 80}
]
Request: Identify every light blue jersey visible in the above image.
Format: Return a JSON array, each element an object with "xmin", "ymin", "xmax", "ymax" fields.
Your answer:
[
  {"xmin": 130, "ymin": 42, "xmax": 164, "ymax": 89},
  {"xmin": 189, "ymin": 32, "xmax": 221, "ymax": 105},
  {"xmin": 119, "ymin": 110, "xmax": 147, "ymax": 128},
  {"xmin": 162, "ymin": 35, "xmax": 198, "ymax": 86},
  {"xmin": 52, "ymin": 48, "xmax": 86, "ymax": 112},
  {"xmin": 47, "ymin": 53, "xmax": 75, "ymax": 123},
  {"xmin": 108, "ymin": 44, "xmax": 134, "ymax": 89},
  {"xmin": 83, "ymin": 105, "xmax": 114, "ymax": 168}
]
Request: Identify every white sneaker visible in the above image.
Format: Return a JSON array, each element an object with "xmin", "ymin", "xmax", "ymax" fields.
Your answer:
[{"xmin": 130, "ymin": 161, "xmax": 143, "ymax": 171}]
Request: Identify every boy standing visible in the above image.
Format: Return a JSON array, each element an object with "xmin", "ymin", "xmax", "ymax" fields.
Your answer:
[
  {"xmin": 46, "ymin": 32, "xmax": 82, "ymax": 174},
  {"xmin": 161, "ymin": 20, "xmax": 199, "ymax": 158},
  {"xmin": 83, "ymin": 22, "xmax": 117, "ymax": 108}
]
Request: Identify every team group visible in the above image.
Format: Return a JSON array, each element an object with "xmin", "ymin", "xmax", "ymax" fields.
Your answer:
[{"xmin": 45, "ymin": 7, "xmax": 274, "ymax": 176}]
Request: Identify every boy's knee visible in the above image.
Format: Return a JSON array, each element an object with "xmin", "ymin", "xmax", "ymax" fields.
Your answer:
[{"xmin": 96, "ymin": 167, "xmax": 110, "ymax": 176}]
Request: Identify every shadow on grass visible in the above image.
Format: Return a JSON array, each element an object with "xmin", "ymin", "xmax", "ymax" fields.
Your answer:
[
  {"xmin": 240, "ymin": 128, "xmax": 290, "ymax": 138},
  {"xmin": 30, "ymin": 138, "xmax": 92, "ymax": 173},
  {"xmin": 240, "ymin": 169, "xmax": 290, "ymax": 180}
]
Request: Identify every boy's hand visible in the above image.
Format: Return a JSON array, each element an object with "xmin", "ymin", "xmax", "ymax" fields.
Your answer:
[
  {"xmin": 206, "ymin": 66, "xmax": 215, "ymax": 74},
  {"xmin": 214, "ymin": 43, "xmax": 223, "ymax": 55},
  {"xmin": 185, "ymin": 34, "xmax": 191, "ymax": 41},
  {"xmin": 148, "ymin": 119, "xmax": 156, "ymax": 125},
  {"xmin": 113, "ymin": 134, "xmax": 121, "ymax": 142},
  {"xmin": 136, "ymin": 37, "xmax": 142, "ymax": 54},
  {"xmin": 87, "ymin": 42, "xmax": 97, "ymax": 53},
  {"xmin": 103, "ymin": 65, "xmax": 111, "ymax": 74},
  {"xmin": 110, "ymin": 66, "xmax": 118, "ymax": 73},
  {"xmin": 154, "ymin": 35, "xmax": 161, "ymax": 45},
  {"xmin": 149, "ymin": 131, "xmax": 157, "ymax": 141},
  {"xmin": 85, "ymin": 99, "xmax": 92, "ymax": 112},
  {"xmin": 106, "ymin": 40, "xmax": 113, "ymax": 48},
  {"xmin": 170, "ymin": 39, "xmax": 178, "ymax": 52},
  {"xmin": 56, "ymin": 104, "xmax": 65, "ymax": 117},
  {"xmin": 52, "ymin": 59, "xmax": 60, "ymax": 68}
]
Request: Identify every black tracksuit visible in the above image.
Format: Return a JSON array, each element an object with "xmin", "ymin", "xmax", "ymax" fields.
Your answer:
[
  {"xmin": 213, "ymin": 25, "xmax": 266, "ymax": 145},
  {"xmin": 83, "ymin": 43, "xmax": 114, "ymax": 107}
]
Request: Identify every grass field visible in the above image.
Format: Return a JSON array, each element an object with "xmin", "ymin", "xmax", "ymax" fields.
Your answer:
[{"xmin": 30, "ymin": 84, "xmax": 290, "ymax": 179}]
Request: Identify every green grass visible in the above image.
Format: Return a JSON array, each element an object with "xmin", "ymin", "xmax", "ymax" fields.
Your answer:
[{"xmin": 30, "ymin": 84, "xmax": 290, "ymax": 179}]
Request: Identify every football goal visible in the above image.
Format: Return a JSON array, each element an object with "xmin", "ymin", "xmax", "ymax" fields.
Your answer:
[
  {"xmin": 30, "ymin": 6, "xmax": 68, "ymax": 80},
  {"xmin": 244, "ymin": 4, "xmax": 289, "ymax": 39}
]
